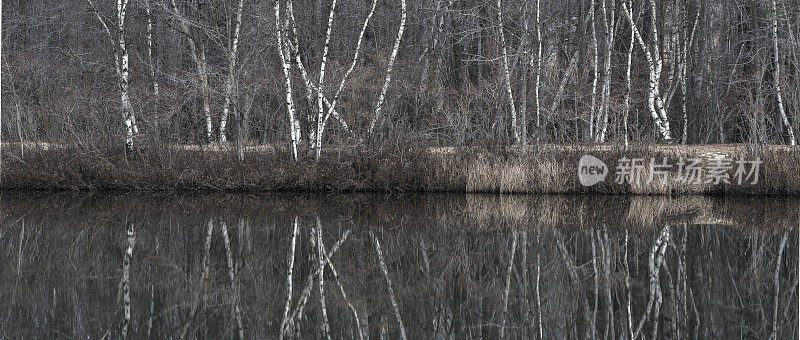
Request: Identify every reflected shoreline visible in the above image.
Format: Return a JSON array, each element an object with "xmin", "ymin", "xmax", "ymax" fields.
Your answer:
[{"xmin": 2, "ymin": 191, "xmax": 798, "ymax": 231}]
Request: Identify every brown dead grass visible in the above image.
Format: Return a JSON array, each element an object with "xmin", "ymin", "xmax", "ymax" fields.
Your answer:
[{"xmin": 1, "ymin": 143, "xmax": 798, "ymax": 195}]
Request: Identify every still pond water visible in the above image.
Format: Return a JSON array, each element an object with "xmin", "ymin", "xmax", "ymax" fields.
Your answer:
[{"xmin": 0, "ymin": 192, "xmax": 798, "ymax": 339}]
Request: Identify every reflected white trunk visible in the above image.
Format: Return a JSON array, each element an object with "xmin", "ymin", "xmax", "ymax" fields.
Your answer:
[
  {"xmin": 372, "ymin": 232, "xmax": 407, "ymax": 339},
  {"xmin": 121, "ymin": 222, "xmax": 135, "ymax": 337}
]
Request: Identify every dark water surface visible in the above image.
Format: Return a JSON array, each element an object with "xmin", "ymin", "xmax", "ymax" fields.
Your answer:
[{"xmin": 1, "ymin": 192, "xmax": 798, "ymax": 339}]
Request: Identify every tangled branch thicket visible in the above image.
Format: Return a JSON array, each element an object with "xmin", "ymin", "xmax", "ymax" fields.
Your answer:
[{"xmin": 2, "ymin": 0, "xmax": 800, "ymax": 150}]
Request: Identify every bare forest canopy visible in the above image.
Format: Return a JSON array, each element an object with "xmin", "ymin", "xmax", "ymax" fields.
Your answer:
[{"xmin": 2, "ymin": 0, "xmax": 800, "ymax": 159}]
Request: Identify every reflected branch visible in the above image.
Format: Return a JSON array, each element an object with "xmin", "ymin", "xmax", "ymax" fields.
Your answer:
[
  {"xmin": 221, "ymin": 222, "xmax": 244, "ymax": 340},
  {"xmin": 279, "ymin": 217, "xmax": 300, "ymax": 339},
  {"xmin": 769, "ymin": 232, "xmax": 788, "ymax": 340},
  {"xmin": 633, "ymin": 225, "xmax": 670, "ymax": 339},
  {"xmin": 499, "ymin": 230, "xmax": 518, "ymax": 339},
  {"xmin": 179, "ymin": 220, "xmax": 214, "ymax": 339},
  {"xmin": 316, "ymin": 219, "xmax": 331, "ymax": 340},
  {"xmin": 289, "ymin": 229, "xmax": 351, "ymax": 330},
  {"xmin": 371, "ymin": 231, "xmax": 407, "ymax": 340}
]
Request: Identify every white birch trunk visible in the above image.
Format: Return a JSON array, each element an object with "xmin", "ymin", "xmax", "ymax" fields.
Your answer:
[
  {"xmin": 371, "ymin": 232, "xmax": 407, "ymax": 340},
  {"xmin": 648, "ymin": 0, "xmax": 671, "ymax": 141},
  {"xmin": 220, "ymin": 0, "xmax": 245, "ymax": 144},
  {"xmin": 118, "ymin": 0, "xmax": 138, "ymax": 139},
  {"xmin": 146, "ymin": 0, "xmax": 158, "ymax": 98},
  {"xmin": 145, "ymin": 0, "xmax": 159, "ymax": 140},
  {"xmin": 120, "ymin": 50, "xmax": 135, "ymax": 151},
  {"xmin": 680, "ymin": 9, "xmax": 698, "ymax": 144},
  {"xmin": 496, "ymin": 0, "xmax": 518, "ymax": 144},
  {"xmin": 368, "ymin": 0, "xmax": 407, "ymax": 136},
  {"xmin": 597, "ymin": 0, "xmax": 615, "ymax": 143},
  {"xmin": 519, "ymin": 5, "xmax": 530, "ymax": 147},
  {"xmin": 589, "ymin": 0, "xmax": 599, "ymax": 141},
  {"xmin": 88, "ymin": 0, "xmax": 135, "ymax": 152},
  {"xmin": 200, "ymin": 49, "xmax": 213, "ymax": 142},
  {"xmin": 275, "ymin": 0, "xmax": 300, "ymax": 160},
  {"xmin": 624, "ymin": 0, "xmax": 634, "ymax": 148},
  {"xmin": 622, "ymin": 0, "xmax": 674, "ymax": 142},
  {"xmin": 772, "ymin": 0, "xmax": 796, "ymax": 145},
  {"xmin": 285, "ymin": 0, "xmax": 349, "ymax": 135},
  {"xmin": 320, "ymin": 0, "xmax": 379, "ymax": 138},
  {"xmin": 534, "ymin": 0, "xmax": 542, "ymax": 142},
  {"xmin": 315, "ymin": 0, "xmax": 339, "ymax": 161}
]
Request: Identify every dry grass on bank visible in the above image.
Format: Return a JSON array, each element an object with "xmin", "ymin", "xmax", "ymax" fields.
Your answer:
[{"xmin": 1, "ymin": 143, "xmax": 798, "ymax": 195}]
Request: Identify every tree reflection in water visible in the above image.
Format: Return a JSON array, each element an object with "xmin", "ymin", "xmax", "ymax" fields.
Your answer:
[{"xmin": 0, "ymin": 192, "xmax": 797, "ymax": 338}]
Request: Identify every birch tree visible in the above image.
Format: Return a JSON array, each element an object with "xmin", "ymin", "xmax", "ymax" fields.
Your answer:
[
  {"xmin": 623, "ymin": 0, "xmax": 635, "ymax": 147},
  {"xmin": 318, "ymin": 0, "xmax": 379, "ymax": 141},
  {"xmin": 367, "ymin": 0, "xmax": 407, "ymax": 138},
  {"xmin": 168, "ymin": 0, "xmax": 214, "ymax": 142},
  {"xmin": 87, "ymin": 0, "xmax": 137, "ymax": 153},
  {"xmin": 771, "ymin": 0, "xmax": 796, "ymax": 145},
  {"xmin": 283, "ymin": 0, "xmax": 373, "ymax": 159},
  {"xmin": 589, "ymin": 0, "xmax": 599, "ymax": 141},
  {"xmin": 275, "ymin": 0, "xmax": 300, "ymax": 161},
  {"xmin": 314, "ymin": 0, "xmax": 339, "ymax": 161},
  {"xmin": 519, "ymin": 4, "xmax": 531, "ymax": 146},
  {"xmin": 679, "ymin": 2, "xmax": 699, "ymax": 144},
  {"xmin": 219, "ymin": 0, "xmax": 246, "ymax": 145},
  {"xmin": 622, "ymin": 0, "xmax": 674, "ymax": 142},
  {"xmin": 145, "ymin": 0, "xmax": 159, "ymax": 125},
  {"xmin": 496, "ymin": 0, "xmax": 518, "ymax": 144},
  {"xmin": 533, "ymin": 0, "xmax": 543, "ymax": 143},
  {"xmin": 285, "ymin": 0, "xmax": 350, "ymax": 138},
  {"xmin": 596, "ymin": 0, "xmax": 616, "ymax": 143}
]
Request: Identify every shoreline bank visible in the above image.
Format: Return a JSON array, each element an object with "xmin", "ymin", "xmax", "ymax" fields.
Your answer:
[{"xmin": 1, "ymin": 143, "xmax": 798, "ymax": 195}]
